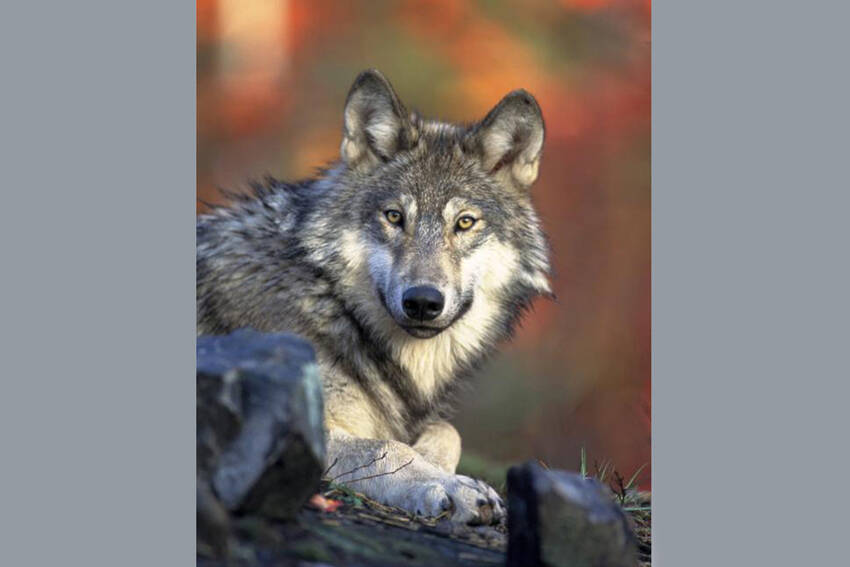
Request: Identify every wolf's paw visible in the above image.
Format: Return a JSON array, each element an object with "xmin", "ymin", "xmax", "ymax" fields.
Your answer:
[
  {"xmin": 404, "ymin": 481, "xmax": 454, "ymax": 518},
  {"xmin": 441, "ymin": 474, "xmax": 506, "ymax": 525},
  {"xmin": 404, "ymin": 475, "xmax": 505, "ymax": 525}
]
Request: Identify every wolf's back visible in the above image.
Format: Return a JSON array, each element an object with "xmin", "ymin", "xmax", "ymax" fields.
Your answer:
[{"xmin": 196, "ymin": 178, "xmax": 324, "ymax": 336}]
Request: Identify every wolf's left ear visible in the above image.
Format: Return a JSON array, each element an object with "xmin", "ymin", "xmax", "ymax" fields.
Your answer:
[
  {"xmin": 341, "ymin": 69, "xmax": 418, "ymax": 171},
  {"xmin": 465, "ymin": 90, "xmax": 545, "ymax": 190}
]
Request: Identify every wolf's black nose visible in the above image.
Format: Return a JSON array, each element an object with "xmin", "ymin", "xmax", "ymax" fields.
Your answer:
[{"xmin": 402, "ymin": 286, "xmax": 445, "ymax": 321}]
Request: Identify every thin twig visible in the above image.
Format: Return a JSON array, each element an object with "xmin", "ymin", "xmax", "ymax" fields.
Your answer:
[
  {"xmin": 322, "ymin": 456, "xmax": 339, "ymax": 478},
  {"xmin": 330, "ymin": 451, "xmax": 388, "ymax": 482},
  {"xmin": 344, "ymin": 458, "xmax": 415, "ymax": 485}
]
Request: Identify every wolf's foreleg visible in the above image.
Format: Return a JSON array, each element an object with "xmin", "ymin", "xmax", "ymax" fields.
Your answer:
[
  {"xmin": 325, "ymin": 430, "xmax": 504, "ymax": 525},
  {"xmin": 412, "ymin": 420, "xmax": 462, "ymax": 473}
]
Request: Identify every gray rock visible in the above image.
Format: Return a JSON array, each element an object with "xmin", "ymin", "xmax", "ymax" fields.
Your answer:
[
  {"xmin": 507, "ymin": 462, "xmax": 636, "ymax": 567},
  {"xmin": 197, "ymin": 476, "xmax": 230, "ymax": 558},
  {"xmin": 197, "ymin": 329, "xmax": 325, "ymax": 521}
]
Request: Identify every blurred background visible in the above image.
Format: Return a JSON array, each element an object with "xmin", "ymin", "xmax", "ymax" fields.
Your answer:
[{"xmin": 198, "ymin": 0, "xmax": 650, "ymax": 489}]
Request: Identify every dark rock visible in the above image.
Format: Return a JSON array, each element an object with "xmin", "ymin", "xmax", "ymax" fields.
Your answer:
[
  {"xmin": 197, "ymin": 476, "xmax": 230, "ymax": 558},
  {"xmin": 507, "ymin": 462, "xmax": 637, "ymax": 567},
  {"xmin": 197, "ymin": 329, "xmax": 325, "ymax": 522}
]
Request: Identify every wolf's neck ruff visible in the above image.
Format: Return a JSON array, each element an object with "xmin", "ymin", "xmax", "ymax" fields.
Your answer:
[{"xmin": 197, "ymin": 69, "xmax": 551, "ymax": 441}]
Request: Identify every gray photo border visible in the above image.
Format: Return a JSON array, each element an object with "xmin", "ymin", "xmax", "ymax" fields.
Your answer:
[
  {"xmin": 1, "ymin": 2, "xmax": 195, "ymax": 565},
  {"xmin": 1, "ymin": 1, "xmax": 848, "ymax": 565},
  {"xmin": 654, "ymin": 1, "xmax": 849, "ymax": 565}
]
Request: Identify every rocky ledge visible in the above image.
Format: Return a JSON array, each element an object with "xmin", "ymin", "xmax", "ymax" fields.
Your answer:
[{"xmin": 197, "ymin": 329, "xmax": 650, "ymax": 566}]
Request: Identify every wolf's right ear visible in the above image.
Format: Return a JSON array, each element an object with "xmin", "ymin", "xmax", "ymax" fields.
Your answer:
[{"xmin": 340, "ymin": 69, "xmax": 418, "ymax": 171}]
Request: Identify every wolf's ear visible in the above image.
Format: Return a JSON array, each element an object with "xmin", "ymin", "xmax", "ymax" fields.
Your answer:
[
  {"xmin": 465, "ymin": 90, "xmax": 545, "ymax": 189},
  {"xmin": 340, "ymin": 69, "xmax": 417, "ymax": 171}
]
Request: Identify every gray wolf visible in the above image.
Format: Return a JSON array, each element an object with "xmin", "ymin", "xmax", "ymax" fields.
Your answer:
[{"xmin": 197, "ymin": 69, "xmax": 551, "ymax": 524}]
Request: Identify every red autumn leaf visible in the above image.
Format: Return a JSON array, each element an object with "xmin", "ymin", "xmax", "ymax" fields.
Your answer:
[{"xmin": 308, "ymin": 494, "xmax": 343, "ymax": 513}]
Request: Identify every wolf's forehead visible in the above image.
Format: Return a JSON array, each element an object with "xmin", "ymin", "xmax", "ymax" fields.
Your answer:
[{"xmin": 397, "ymin": 155, "xmax": 486, "ymax": 198}]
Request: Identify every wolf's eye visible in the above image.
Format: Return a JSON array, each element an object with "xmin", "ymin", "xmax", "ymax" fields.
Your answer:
[
  {"xmin": 456, "ymin": 215, "xmax": 477, "ymax": 231},
  {"xmin": 385, "ymin": 210, "xmax": 403, "ymax": 226}
]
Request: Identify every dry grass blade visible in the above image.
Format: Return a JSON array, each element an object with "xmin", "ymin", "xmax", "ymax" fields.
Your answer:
[{"xmin": 625, "ymin": 463, "xmax": 648, "ymax": 490}]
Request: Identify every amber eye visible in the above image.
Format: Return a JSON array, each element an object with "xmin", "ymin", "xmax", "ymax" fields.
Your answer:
[
  {"xmin": 385, "ymin": 210, "xmax": 403, "ymax": 226},
  {"xmin": 456, "ymin": 215, "xmax": 476, "ymax": 231}
]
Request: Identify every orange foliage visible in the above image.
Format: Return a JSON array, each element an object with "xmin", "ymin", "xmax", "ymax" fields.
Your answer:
[{"xmin": 198, "ymin": 0, "xmax": 651, "ymax": 489}]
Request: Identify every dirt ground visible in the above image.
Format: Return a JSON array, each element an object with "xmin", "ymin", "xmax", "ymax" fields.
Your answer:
[{"xmin": 200, "ymin": 480, "xmax": 651, "ymax": 566}]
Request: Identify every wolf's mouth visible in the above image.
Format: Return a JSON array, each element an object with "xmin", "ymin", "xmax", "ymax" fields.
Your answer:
[{"xmin": 401, "ymin": 325, "xmax": 445, "ymax": 339}]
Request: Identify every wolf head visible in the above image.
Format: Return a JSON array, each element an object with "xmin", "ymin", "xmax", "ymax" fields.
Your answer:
[{"xmin": 312, "ymin": 70, "xmax": 552, "ymax": 345}]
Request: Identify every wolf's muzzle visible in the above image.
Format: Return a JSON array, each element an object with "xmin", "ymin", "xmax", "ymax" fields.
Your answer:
[{"xmin": 402, "ymin": 285, "xmax": 444, "ymax": 321}]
